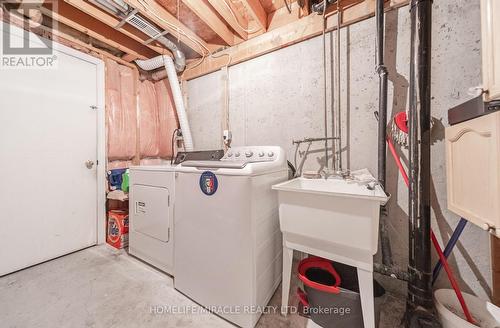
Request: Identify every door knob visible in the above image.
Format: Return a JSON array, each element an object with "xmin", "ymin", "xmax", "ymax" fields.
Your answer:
[{"xmin": 85, "ymin": 160, "xmax": 95, "ymax": 169}]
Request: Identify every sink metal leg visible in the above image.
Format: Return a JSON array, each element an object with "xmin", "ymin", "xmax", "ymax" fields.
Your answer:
[
  {"xmin": 357, "ymin": 267, "xmax": 375, "ymax": 328},
  {"xmin": 281, "ymin": 246, "xmax": 293, "ymax": 316}
]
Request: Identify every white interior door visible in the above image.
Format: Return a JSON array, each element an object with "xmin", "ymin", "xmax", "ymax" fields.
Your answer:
[{"xmin": 0, "ymin": 24, "xmax": 102, "ymax": 276}]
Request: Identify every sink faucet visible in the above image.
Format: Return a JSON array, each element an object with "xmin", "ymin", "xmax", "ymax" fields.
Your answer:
[
  {"xmin": 366, "ymin": 181, "xmax": 380, "ymax": 190},
  {"xmin": 336, "ymin": 169, "xmax": 353, "ymax": 180},
  {"xmin": 319, "ymin": 168, "xmax": 352, "ymax": 180}
]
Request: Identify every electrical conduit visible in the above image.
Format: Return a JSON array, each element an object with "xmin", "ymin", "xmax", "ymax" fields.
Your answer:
[{"xmin": 135, "ymin": 55, "xmax": 194, "ymax": 151}]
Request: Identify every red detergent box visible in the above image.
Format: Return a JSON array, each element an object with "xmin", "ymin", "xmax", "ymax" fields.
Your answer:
[{"xmin": 107, "ymin": 210, "xmax": 129, "ymax": 249}]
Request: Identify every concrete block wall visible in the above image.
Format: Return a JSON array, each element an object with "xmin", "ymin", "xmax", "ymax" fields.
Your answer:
[{"xmin": 185, "ymin": 0, "xmax": 492, "ymax": 299}]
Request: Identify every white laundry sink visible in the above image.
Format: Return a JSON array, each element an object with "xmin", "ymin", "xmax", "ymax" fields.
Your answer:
[{"xmin": 272, "ymin": 175, "xmax": 388, "ymax": 256}]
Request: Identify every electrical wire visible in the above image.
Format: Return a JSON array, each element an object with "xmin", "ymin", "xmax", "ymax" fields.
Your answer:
[
  {"xmin": 136, "ymin": 0, "xmax": 232, "ymax": 75},
  {"xmin": 170, "ymin": 128, "xmax": 181, "ymax": 165},
  {"xmin": 284, "ymin": 0, "xmax": 292, "ymax": 13},
  {"xmin": 176, "ymin": 0, "xmax": 180, "ymax": 43},
  {"xmin": 137, "ymin": 0, "xmax": 210, "ymax": 56},
  {"xmin": 322, "ymin": 0, "xmax": 328, "ymax": 170},
  {"xmin": 136, "ymin": 0, "xmax": 234, "ymax": 150},
  {"xmin": 221, "ymin": 0, "xmax": 261, "ymax": 33},
  {"xmin": 335, "ymin": 0, "xmax": 342, "ymax": 171}
]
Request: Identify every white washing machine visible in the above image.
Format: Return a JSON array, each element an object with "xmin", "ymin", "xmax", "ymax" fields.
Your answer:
[
  {"xmin": 174, "ymin": 146, "xmax": 288, "ymax": 328},
  {"xmin": 129, "ymin": 165, "xmax": 176, "ymax": 274}
]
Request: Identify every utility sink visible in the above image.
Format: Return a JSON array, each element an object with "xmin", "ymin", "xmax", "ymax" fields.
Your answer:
[{"xmin": 272, "ymin": 175, "xmax": 388, "ymax": 256}]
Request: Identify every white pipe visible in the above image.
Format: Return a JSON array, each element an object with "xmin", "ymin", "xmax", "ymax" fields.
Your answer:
[
  {"xmin": 135, "ymin": 55, "xmax": 194, "ymax": 151},
  {"xmin": 134, "ymin": 38, "xmax": 185, "ymax": 72}
]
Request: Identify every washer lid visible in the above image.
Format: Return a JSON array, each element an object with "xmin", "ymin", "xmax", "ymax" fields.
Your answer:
[{"xmin": 180, "ymin": 160, "xmax": 247, "ymax": 169}]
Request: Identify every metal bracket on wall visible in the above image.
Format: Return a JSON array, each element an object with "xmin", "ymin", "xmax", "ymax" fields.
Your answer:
[
  {"xmin": 114, "ymin": 8, "xmax": 138, "ymax": 29},
  {"xmin": 143, "ymin": 30, "xmax": 170, "ymax": 45}
]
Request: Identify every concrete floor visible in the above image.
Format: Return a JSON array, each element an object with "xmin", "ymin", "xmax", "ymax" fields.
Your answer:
[{"xmin": 0, "ymin": 245, "xmax": 405, "ymax": 328}]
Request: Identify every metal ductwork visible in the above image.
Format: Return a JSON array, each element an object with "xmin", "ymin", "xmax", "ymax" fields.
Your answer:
[
  {"xmin": 311, "ymin": 0, "xmax": 338, "ymax": 14},
  {"xmin": 135, "ymin": 55, "xmax": 194, "ymax": 152},
  {"xmin": 89, "ymin": 0, "xmax": 185, "ymax": 72}
]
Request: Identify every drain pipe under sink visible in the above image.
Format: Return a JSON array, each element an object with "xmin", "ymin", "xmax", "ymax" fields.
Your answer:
[
  {"xmin": 375, "ymin": 0, "xmax": 393, "ymax": 268},
  {"xmin": 135, "ymin": 55, "xmax": 194, "ymax": 152}
]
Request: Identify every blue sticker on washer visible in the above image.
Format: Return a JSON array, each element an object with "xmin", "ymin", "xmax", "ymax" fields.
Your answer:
[{"xmin": 199, "ymin": 171, "xmax": 218, "ymax": 196}]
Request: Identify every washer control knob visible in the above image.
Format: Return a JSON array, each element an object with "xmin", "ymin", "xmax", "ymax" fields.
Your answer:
[
  {"xmin": 227, "ymin": 152, "xmax": 233, "ymax": 157},
  {"xmin": 268, "ymin": 151, "xmax": 274, "ymax": 157},
  {"xmin": 245, "ymin": 151, "xmax": 253, "ymax": 158},
  {"xmin": 258, "ymin": 151, "xmax": 265, "ymax": 157},
  {"xmin": 235, "ymin": 152, "xmax": 240, "ymax": 157}
]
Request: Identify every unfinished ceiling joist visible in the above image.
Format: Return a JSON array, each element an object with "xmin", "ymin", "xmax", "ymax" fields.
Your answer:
[
  {"xmin": 41, "ymin": 1, "xmax": 157, "ymax": 60},
  {"xmin": 240, "ymin": 0, "xmax": 267, "ymax": 31},
  {"xmin": 207, "ymin": 0, "xmax": 249, "ymax": 40},
  {"xmin": 266, "ymin": 0, "xmax": 304, "ymax": 32},
  {"xmin": 122, "ymin": 0, "xmax": 216, "ymax": 56},
  {"xmin": 0, "ymin": 7, "xmax": 137, "ymax": 68},
  {"xmin": 183, "ymin": 0, "xmax": 409, "ymax": 80},
  {"xmin": 63, "ymin": 0, "xmax": 168, "ymax": 56},
  {"xmin": 181, "ymin": 0, "xmax": 240, "ymax": 46}
]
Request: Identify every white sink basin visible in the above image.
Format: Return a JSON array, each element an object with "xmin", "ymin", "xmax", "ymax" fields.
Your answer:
[{"xmin": 272, "ymin": 176, "xmax": 388, "ymax": 256}]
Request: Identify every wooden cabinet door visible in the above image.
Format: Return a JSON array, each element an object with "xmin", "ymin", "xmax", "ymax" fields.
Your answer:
[
  {"xmin": 446, "ymin": 112, "xmax": 500, "ymax": 233},
  {"xmin": 481, "ymin": 0, "xmax": 500, "ymax": 101}
]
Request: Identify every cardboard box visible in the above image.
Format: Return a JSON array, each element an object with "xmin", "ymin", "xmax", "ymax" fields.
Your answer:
[{"xmin": 107, "ymin": 210, "xmax": 129, "ymax": 249}]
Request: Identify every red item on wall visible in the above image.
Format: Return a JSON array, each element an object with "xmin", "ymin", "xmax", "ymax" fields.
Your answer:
[{"xmin": 107, "ymin": 210, "xmax": 129, "ymax": 249}]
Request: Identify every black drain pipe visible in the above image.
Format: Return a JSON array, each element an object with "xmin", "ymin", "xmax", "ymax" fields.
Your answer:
[
  {"xmin": 376, "ymin": 0, "xmax": 392, "ymax": 267},
  {"xmin": 405, "ymin": 0, "xmax": 440, "ymax": 326}
]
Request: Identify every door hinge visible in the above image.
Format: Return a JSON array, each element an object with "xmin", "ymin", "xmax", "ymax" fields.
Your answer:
[
  {"xmin": 90, "ymin": 105, "xmax": 98, "ymax": 110},
  {"xmin": 168, "ymin": 195, "xmax": 170, "ymax": 206},
  {"xmin": 168, "ymin": 227, "xmax": 170, "ymax": 241}
]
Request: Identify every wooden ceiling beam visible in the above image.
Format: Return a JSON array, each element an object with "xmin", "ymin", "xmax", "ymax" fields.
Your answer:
[
  {"xmin": 40, "ymin": 1, "xmax": 157, "ymax": 60},
  {"xmin": 240, "ymin": 0, "xmax": 267, "ymax": 31},
  {"xmin": 325, "ymin": 0, "xmax": 369, "ymax": 16},
  {"xmin": 122, "ymin": 0, "xmax": 215, "ymax": 56},
  {"xmin": 184, "ymin": 0, "xmax": 409, "ymax": 80},
  {"xmin": 63, "ymin": 0, "xmax": 167, "ymax": 56},
  {"xmin": 267, "ymin": 0, "xmax": 364, "ymax": 31},
  {"xmin": 182, "ymin": 0, "xmax": 240, "ymax": 46},
  {"xmin": 267, "ymin": 0, "xmax": 302, "ymax": 31},
  {"xmin": 1, "ymin": 7, "xmax": 137, "ymax": 68},
  {"xmin": 207, "ymin": 0, "xmax": 248, "ymax": 40}
]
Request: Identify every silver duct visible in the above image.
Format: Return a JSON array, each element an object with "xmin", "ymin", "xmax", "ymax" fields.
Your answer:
[{"xmin": 89, "ymin": 0, "xmax": 185, "ymax": 72}]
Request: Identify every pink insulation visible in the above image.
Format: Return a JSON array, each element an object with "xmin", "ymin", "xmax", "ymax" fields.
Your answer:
[
  {"xmin": 106, "ymin": 57, "xmax": 179, "ymax": 164},
  {"xmin": 138, "ymin": 80, "xmax": 160, "ymax": 158},
  {"xmin": 107, "ymin": 160, "xmax": 133, "ymax": 170},
  {"xmin": 155, "ymin": 79, "xmax": 179, "ymax": 158},
  {"xmin": 105, "ymin": 59, "xmax": 137, "ymax": 161}
]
